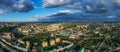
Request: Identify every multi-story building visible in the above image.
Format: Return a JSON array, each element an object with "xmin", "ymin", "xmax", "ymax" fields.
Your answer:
[
  {"xmin": 50, "ymin": 38, "xmax": 55, "ymax": 46},
  {"xmin": 69, "ymin": 35, "xmax": 80, "ymax": 40},
  {"xmin": 55, "ymin": 36, "xmax": 61, "ymax": 43},
  {"xmin": 26, "ymin": 41, "xmax": 30, "ymax": 47},
  {"xmin": 42, "ymin": 35, "xmax": 61, "ymax": 47},
  {"xmin": 42, "ymin": 41, "xmax": 48, "ymax": 47}
]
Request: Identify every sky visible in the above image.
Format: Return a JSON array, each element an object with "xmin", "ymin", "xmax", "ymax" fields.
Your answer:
[{"xmin": 0, "ymin": 0, "xmax": 120, "ymax": 22}]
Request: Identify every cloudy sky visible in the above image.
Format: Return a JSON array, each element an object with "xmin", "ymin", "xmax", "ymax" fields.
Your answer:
[{"xmin": 0, "ymin": 0, "xmax": 120, "ymax": 22}]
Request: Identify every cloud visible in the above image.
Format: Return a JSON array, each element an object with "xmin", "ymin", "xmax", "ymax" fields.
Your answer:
[
  {"xmin": 35, "ymin": 10, "xmax": 120, "ymax": 22},
  {"xmin": 34, "ymin": 0, "xmax": 120, "ymax": 22},
  {"xmin": 0, "ymin": 0, "xmax": 34, "ymax": 14},
  {"xmin": 43, "ymin": 0, "xmax": 120, "ymax": 13},
  {"xmin": 58, "ymin": 10, "xmax": 72, "ymax": 13},
  {"xmin": 43, "ymin": 0, "xmax": 76, "ymax": 8}
]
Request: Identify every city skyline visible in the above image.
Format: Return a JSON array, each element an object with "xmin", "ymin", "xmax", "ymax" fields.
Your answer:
[{"xmin": 0, "ymin": 0, "xmax": 120, "ymax": 22}]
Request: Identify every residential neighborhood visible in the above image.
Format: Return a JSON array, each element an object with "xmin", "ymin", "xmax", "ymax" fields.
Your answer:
[{"xmin": 0, "ymin": 23, "xmax": 120, "ymax": 52}]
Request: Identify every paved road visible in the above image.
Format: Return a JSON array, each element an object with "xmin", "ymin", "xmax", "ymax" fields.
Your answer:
[
  {"xmin": 97, "ymin": 35, "xmax": 109, "ymax": 52},
  {"xmin": 71, "ymin": 37, "xmax": 103, "ymax": 50},
  {"xmin": 0, "ymin": 41, "xmax": 16, "ymax": 52}
]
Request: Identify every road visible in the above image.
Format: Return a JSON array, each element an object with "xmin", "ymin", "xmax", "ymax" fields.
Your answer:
[
  {"xmin": 70, "ymin": 36, "xmax": 103, "ymax": 50},
  {"xmin": 97, "ymin": 35, "xmax": 109, "ymax": 52},
  {"xmin": 0, "ymin": 41, "xmax": 17, "ymax": 52}
]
